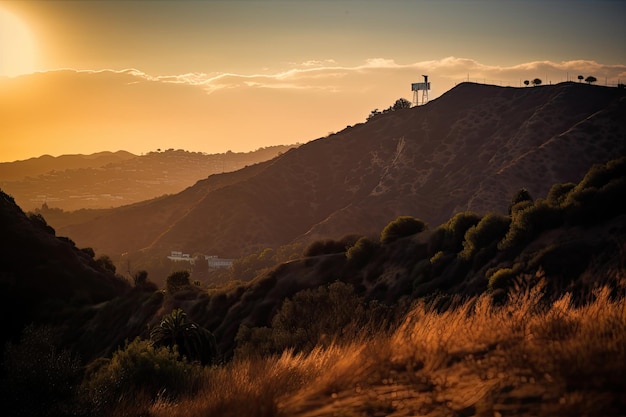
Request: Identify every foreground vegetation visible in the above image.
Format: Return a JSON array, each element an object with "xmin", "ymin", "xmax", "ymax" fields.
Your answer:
[
  {"xmin": 1, "ymin": 157, "xmax": 625, "ymax": 416},
  {"xmin": 3, "ymin": 280, "xmax": 624, "ymax": 416}
]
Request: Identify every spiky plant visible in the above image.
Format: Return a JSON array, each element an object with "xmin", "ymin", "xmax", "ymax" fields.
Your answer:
[{"xmin": 150, "ymin": 309, "xmax": 218, "ymax": 365}]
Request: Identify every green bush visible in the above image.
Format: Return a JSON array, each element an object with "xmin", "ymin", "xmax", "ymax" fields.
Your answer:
[
  {"xmin": 564, "ymin": 176, "xmax": 626, "ymax": 225},
  {"xmin": 346, "ymin": 237, "xmax": 379, "ymax": 267},
  {"xmin": 304, "ymin": 235, "xmax": 361, "ymax": 257},
  {"xmin": 83, "ymin": 338, "xmax": 203, "ymax": 414},
  {"xmin": 574, "ymin": 157, "xmax": 626, "ymax": 191},
  {"xmin": 546, "ymin": 182, "xmax": 576, "ymax": 207},
  {"xmin": 488, "ymin": 267, "xmax": 516, "ymax": 291},
  {"xmin": 459, "ymin": 213, "xmax": 510, "ymax": 260},
  {"xmin": 499, "ymin": 200, "xmax": 562, "ymax": 251},
  {"xmin": 381, "ymin": 216, "xmax": 426, "ymax": 244},
  {"xmin": 428, "ymin": 212, "xmax": 481, "ymax": 255},
  {"xmin": 166, "ymin": 270, "xmax": 191, "ymax": 294},
  {"xmin": 236, "ymin": 282, "xmax": 387, "ymax": 357},
  {"xmin": 509, "ymin": 199, "xmax": 533, "ymax": 215},
  {"xmin": 508, "ymin": 188, "xmax": 533, "ymax": 214}
]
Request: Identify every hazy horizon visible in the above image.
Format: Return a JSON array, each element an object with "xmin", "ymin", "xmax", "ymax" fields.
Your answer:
[{"xmin": 1, "ymin": 0, "xmax": 624, "ymax": 163}]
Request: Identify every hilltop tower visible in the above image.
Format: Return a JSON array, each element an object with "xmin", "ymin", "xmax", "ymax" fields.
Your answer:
[{"xmin": 411, "ymin": 75, "xmax": 430, "ymax": 106}]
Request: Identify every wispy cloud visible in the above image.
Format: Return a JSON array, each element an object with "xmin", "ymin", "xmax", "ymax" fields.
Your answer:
[
  {"xmin": 108, "ymin": 57, "xmax": 626, "ymax": 96},
  {"xmin": 4, "ymin": 57, "xmax": 625, "ymax": 162}
]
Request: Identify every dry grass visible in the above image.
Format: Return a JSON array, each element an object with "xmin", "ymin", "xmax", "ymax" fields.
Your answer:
[{"xmin": 135, "ymin": 282, "xmax": 625, "ymax": 417}]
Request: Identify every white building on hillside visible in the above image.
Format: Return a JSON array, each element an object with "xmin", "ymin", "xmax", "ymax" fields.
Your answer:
[
  {"xmin": 167, "ymin": 251, "xmax": 196, "ymax": 265},
  {"xmin": 206, "ymin": 255, "xmax": 233, "ymax": 270}
]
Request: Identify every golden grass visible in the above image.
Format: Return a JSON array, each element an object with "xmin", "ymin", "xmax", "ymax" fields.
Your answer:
[{"xmin": 142, "ymin": 282, "xmax": 626, "ymax": 417}]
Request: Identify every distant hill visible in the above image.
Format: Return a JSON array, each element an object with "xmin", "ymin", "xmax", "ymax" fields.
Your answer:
[
  {"xmin": 0, "ymin": 146, "xmax": 296, "ymax": 211},
  {"xmin": 0, "ymin": 150, "xmax": 135, "ymax": 181},
  {"xmin": 54, "ymin": 82, "xmax": 625, "ymax": 263}
]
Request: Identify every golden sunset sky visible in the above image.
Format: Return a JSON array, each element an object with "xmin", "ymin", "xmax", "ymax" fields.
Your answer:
[{"xmin": 1, "ymin": 0, "xmax": 625, "ymax": 162}]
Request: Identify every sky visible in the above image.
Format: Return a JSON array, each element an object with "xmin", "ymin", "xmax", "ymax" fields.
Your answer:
[{"xmin": 1, "ymin": 0, "xmax": 625, "ymax": 162}]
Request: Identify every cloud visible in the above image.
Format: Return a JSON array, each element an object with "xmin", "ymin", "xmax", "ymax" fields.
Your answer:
[
  {"xmin": 3, "ymin": 57, "xmax": 624, "ymax": 162},
  {"xmin": 111, "ymin": 57, "xmax": 626, "ymax": 96}
]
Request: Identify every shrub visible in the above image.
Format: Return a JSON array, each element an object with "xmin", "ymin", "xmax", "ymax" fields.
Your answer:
[
  {"xmin": 546, "ymin": 182, "xmax": 576, "ymax": 207},
  {"xmin": 412, "ymin": 259, "xmax": 432, "ymax": 289},
  {"xmin": 81, "ymin": 247, "xmax": 96, "ymax": 258},
  {"xmin": 428, "ymin": 212, "xmax": 481, "ymax": 255},
  {"xmin": 133, "ymin": 270, "xmax": 148, "ymax": 287},
  {"xmin": 459, "ymin": 213, "xmax": 510, "ymax": 260},
  {"xmin": 236, "ymin": 282, "xmax": 386, "ymax": 357},
  {"xmin": 508, "ymin": 188, "xmax": 533, "ymax": 214},
  {"xmin": 0, "ymin": 325, "xmax": 82, "ymax": 417},
  {"xmin": 488, "ymin": 267, "xmax": 517, "ymax": 291},
  {"xmin": 575, "ymin": 157, "xmax": 626, "ymax": 191},
  {"xmin": 346, "ymin": 237, "xmax": 379, "ymax": 267},
  {"xmin": 564, "ymin": 176, "xmax": 626, "ymax": 225},
  {"xmin": 304, "ymin": 239, "xmax": 344, "ymax": 257},
  {"xmin": 304, "ymin": 235, "xmax": 361, "ymax": 257},
  {"xmin": 499, "ymin": 200, "xmax": 562, "ymax": 251},
  {"xmin": 380, "ymin": 216, "xmax": 426, "ymax": 244},
  {"xmin": 166, "ymin": 270, "xmax": 191, "ymax": 294},
  {"xmin": 95, "ymin": 255, "xmax": 117, "ymax": 274},
  {"xmin": 83, "ymin": 338, "xmax": 203, "ymax": 414},
  {"xmin": 509, "ymin": 199, "xmax": 533, "ymax": 215}
]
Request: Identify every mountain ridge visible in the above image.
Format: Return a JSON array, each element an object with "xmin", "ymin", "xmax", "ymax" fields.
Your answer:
[
  {"xmin": 55, "ymin": 82, "xmax": 626, "ymax": 262},
  {"xmin": 1, "ymin": 146, "xmax": 295, "ymax": 211}
]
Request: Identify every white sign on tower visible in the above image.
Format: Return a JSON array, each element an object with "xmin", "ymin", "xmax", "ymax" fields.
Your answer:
[{"xmin": 411, "ymin": 75, "xmax": 430, "ymax": 106}]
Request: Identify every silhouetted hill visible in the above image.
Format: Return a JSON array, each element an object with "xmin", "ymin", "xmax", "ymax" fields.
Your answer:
[
  {"xmin": 0, "ymin": 146, "xmax": 296, "ymax": 211},
  {"xmin": 56, "ymin": 82, "xmax": 625, "ymax": 263},
  {"xmin": 0, "ymin": 190, "xmax": 129, "ymax": 350}
]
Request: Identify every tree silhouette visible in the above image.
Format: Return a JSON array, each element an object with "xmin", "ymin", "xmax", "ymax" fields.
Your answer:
[
  {"xmin": 133, "ymin": 270, "xmax": 148, "ymax": 287},
  {"xmin": 585, "ymin": 76, "xmax": 597, "ymax": 84},
  {"xmin": 165, "ymin": 270, "xmax": 190, "ymax": 293},
  {"xmin": 392, "ymin": 98, "xmax": 412, "ymax": 110},
  {"xmin": 150, "ymin": 309, "xmax": 218, "ymax": 364},
  {"xmin": 532, "ymin": 78, "xmax": 542, "ymax": 86},
  {"xmin": 524, "ymin": 80, "xmax": 530, "ymax": 86},
  {"xmin": 577, "ymin": 75, "xmax": 584, "ymax": 83}
]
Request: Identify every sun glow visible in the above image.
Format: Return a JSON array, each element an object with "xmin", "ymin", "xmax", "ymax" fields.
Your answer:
[{"xmin": 0, "ymin": 7, "xmax": 36, "ymax": 77}]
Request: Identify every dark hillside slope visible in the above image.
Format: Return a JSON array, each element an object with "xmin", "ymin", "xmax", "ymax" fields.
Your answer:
[
  {"xmin": 68, "ymin": 157, "xmax": 626, "ymax": 360},
  {"xmin": 0, "ymin": 190, "xmax": 128, "ymax": 349},
  {"xmin": 58, "ymin": 82, "xmax": 626, "ymax": 259},
  {"xmin": 59, "ymin": 160, "xmax": 273, "ymax": 256}
]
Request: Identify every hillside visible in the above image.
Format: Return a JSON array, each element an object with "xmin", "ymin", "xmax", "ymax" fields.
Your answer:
[
  {"xmin": 55, "ymin": 82, "xmax": 626, "ymax": 263},
  {"xmin": 0, "ymin": 190, "xmax": 128, "ymax": 351},
  {"xmin": 0, "ymin": 146, "xmax": 295, "ymax": 211},
  {"xmin": 1, "ymin": 157, "xmax": 624, "ymax": 417}
]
